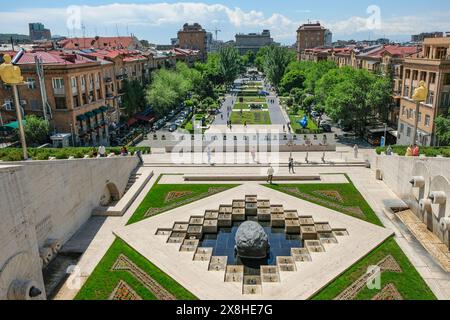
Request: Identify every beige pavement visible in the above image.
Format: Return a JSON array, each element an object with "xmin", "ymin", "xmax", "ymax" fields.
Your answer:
[{"xmin": 54, "ymin": 150, "xmax": 450, "ymax": 300}]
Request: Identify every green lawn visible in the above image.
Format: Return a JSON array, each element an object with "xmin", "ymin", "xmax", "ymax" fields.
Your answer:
[
  {"xmin": 265, "ymin": 181, "xmax": 436, "ymax": 300},
  {"xmin": 288, "ymin": 111, "xmax": 319, "ymax": 133},
  {"xmin": 75, "ymin": 238, "xmax": 198, "ymax": 300},
  {"xmin": 127, "ymin": 178, "xmax": 239, "ymax": 225},
  {"xmin": 311, "ymin": 237, "xmax": 436, "ymax": 300},
  {"xmin": 230, "ymin": 111, "xmax": 272, "ymax": 125},
  {"xmin": 241, "ymin": 96, "xmax": 267, "ymax": 103},
  {"xmin": 233, "ymin": 102, "xmax": 268, "ymax": 110},
  {"xmin": 266, "ymin": 178, "xmax": 382, "ymax": 226}
]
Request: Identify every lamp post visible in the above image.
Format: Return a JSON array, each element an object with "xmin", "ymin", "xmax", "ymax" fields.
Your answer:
[
  {"xmin": 411, "ymin": 80, "xmax": 428, "ymax": 146},
  {"xmin": 0, "ymin": 53, "xmax": 28, "ymax": 160}
]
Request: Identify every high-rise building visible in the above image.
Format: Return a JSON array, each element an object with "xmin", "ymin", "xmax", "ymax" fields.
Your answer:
[
  {"xmin": 29, "ymin": 23, "xmax": 51, "ymax": 41},
  {"xmin": 325, "ymin": 29, "xmax": 333, "ymax": 47},
  {"xmin": 177, "ymin": 23, "xmax": 207, "ymax": 61},
  {"xmin": 297, "ymin": 22, "xmax": 326, "ymax": 60},
  {"xmin": 235, "ymin": 30, "xmax": 274, "ymax": 55}
]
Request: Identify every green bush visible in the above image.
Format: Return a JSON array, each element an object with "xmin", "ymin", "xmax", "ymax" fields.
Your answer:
[{"xmin": 376, "ymin": 145, "xmax": 450, "ymax": 157}]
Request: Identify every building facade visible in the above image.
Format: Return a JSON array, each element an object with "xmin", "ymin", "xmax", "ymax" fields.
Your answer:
[
  {"xmin": 397, "ymin": 38, "xmax": 450, "ymax": 146},
  {"xmin": 177, "ymin": 23, "xmax": 207, "ymax": 61},
  {"xmin": 297, "ymin": 23, "xmax": 326, "ymax": 60},
  {"xmin": 29, "ymin": 23, "xmax": 51, "ymax": 41},
  {"xmin": 235, "ymin": 30, "xmax": 274, "ymax": 55}
]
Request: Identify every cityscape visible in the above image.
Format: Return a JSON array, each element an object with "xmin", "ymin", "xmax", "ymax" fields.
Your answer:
[{"xmin": 0, "ymin": 0, "xmax": 449, "ymax": 310}]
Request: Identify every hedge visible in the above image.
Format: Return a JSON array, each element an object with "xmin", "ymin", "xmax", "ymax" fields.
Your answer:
[
  {"xmin": 376, "ymin": 146, "xmax": 450, "ymax": 158},
  {"xmin": 0, "ymin": 147, "xmax": 151, "ymax": 162}
]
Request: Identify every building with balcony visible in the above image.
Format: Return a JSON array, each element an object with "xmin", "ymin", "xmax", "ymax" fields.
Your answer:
[
  {"xmin": 397, "ymin": 37, "xmax": 450, "ymax": 146},
  {"xmin": 235, "ymin": 30, "xmax": 274, "ymax": 55},
  {"xmin": 0, "ymin": 51, "xmax": 109, "ymax": 146}
]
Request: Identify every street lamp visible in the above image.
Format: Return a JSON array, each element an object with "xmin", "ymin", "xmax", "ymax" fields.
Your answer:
[
  {"xmin": 0, "ymin": 53, "xmax": 28, "ymax": 160},
  {"xmin": 411, "ymin": 80, "xmax": 428, "ymax": 146}
]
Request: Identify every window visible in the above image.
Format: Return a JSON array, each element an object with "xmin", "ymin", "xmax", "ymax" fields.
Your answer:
[
  {"xmin": 427, "ymin": 91, "xmax": 435, "ymax": 105},
  {"xmin": 444, "ymin": 73, "xmax": 450, "ymax": 86},
  {"xmin": 52, "ymin": 78, "xmax": 64, "ymax": 89},
  {"xmin": 402, "ymin": 106, "xmax": 406, "ymax": 116},
  {"xmin": 406, "ymin": 127, "xmax": 411, "ymax": 137},
  {"xmin": 418, "ymin": 112, "xmax": 422, "ymax": 123},
  {"xmin": 404, "ymin": 85, "xmax": 410, "ymax": 97},
  {"xmin": 55, "ymin": 97, "xmax": 67, "ymax": 110},
  {"xmin": 81, "ymin": 76, "xmax": 86, "ymax": 87},
  {"xmin": 31, "ymin": 100, "xmax": 40, "ymax": 111},
  {"xmin": 430, "ymin": 73, "xmax": 436, "ymax": 84},
  {"xmin": 27, "ymin": 77, "xmax": 36, "ymax": 89},
  {"xmin": 4, "ymin": 99, "xmax": 13, "ymax": 110},
  {"xmin": 425, "ymin": 115, "xmax": 431, "ymax": 127},
  {"xmin": 442, "ymin": 92, "xmax": 450, "ymax": 109},
  {"xmin": 400, "ymin": 123, "xmax": 404, "ymax": 133},
  {"xmin": 71, "ymin": 77, "xmax": 77, "ymax": 88}
]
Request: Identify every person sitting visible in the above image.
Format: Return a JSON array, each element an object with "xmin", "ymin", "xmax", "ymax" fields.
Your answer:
[
  {"xmin": 412, "ymin": 144, "xmax": 420, "ymax": 157},
  {"xmin": 405, "ymin": 145, "xmax": 413, "ymax": 157}
]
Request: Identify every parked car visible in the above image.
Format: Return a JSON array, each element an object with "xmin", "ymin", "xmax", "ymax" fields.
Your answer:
[
  {"xmin": 168, "ymin": 124, "xmax": 178, "ymax": 132},
  {"xmin": 337, "ymin": 119, "xmax": 353, "ymax": 132},
  {"xmin": 320, "ymin": 123, "xmax": 332, "ymax": 133}
]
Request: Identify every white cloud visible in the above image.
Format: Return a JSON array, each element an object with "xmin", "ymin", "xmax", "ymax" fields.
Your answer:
[{"xmin": 0, "ymin": 2, "xmax": 449, "ymax": 43}]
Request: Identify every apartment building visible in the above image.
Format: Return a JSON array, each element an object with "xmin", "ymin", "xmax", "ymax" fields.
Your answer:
[
  {"xmin": 397, "ymin": 38, "xmax": 450, "ymax": 146},
  {"xmin": 177, "ymin": 23, "xmax": 207, "ymax": 61},
  {"xmin": 0, "ymin": 51, "xmax": 109, "ymax": 146},
  {"xmin": 297, "ymin": 23, "xmax": 326, "ymax": 60},
  {"xmin": 235, "ymin": 30, "xmax": 274, "ymax": 55}
]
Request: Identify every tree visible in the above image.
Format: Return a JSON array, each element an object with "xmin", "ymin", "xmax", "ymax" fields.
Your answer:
[
  {"xmin": 146, "ymin": 68, "xmax": 190, "ymax": 116},
  {"xmin": 218, "ymin": 46, "xmax": 241, "ymax": 88},
  {"xmin": 262, "ymin": 45, "xmax": 295, "ymax": 91},
  {"xmin": 122, "ymin": 79, "xmax": 145, "ymax": 118},
  {"xmin": 279, "ymin": 70, "xmax": 305, "ymax": 95},
  {"xmin": 435, "ymin": 109, "xmax": 450, "ymax": 145},
  {"xmin": 242, "ymin": 50, "xmax": 256, "ymax": 66},
  {"xmin": 366, "ymin": 75, "xmax": 393, "ymax": 123},
  {"xmin": 23, "ymin": 115, "xmax": 49, "ymax": 146}
]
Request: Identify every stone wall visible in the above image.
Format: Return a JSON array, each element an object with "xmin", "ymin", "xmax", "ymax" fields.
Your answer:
[
  {"xmin": 0, "ymin": 156, "xmax": 139, "ymax": 300},
  {"xmin": 373, "ymin": 153, "xmax": 450, "ymax": 247}
]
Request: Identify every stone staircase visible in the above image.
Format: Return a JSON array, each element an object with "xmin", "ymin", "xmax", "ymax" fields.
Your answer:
[{"xmin": 124, "ymin": 171, "xmax": 142, "ymax": 193}]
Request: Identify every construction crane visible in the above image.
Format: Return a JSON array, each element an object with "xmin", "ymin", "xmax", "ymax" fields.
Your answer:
[{"xmin": 207, "ymin": 28, "xmax": 222, "ymax": 41}]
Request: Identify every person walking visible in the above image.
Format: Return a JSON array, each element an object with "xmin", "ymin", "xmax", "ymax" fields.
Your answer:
[
  {"xmin": 136, "ymin": 149, "xmax": 144, "ymax": 164},
  {"xmin": 353, "ymin": 144, "xmax": 359, "ymax": 159},
  {"xmin": 288, "ymin": 156, "xmax": 295, "ymax": 174},
  {"xmin": 98, "ymin": 145, "xmax": 106, "ymax": 158},
  {"xmin": 206, "ymin": 147, "xmax": 212, "ymax": 165},
  {"xmin": 267, "ymin": 164, "xmax": 275, "ymax": 184},
  {"xmin": 250, "ymin": 146, "xmax": 256, "ymax": 163},
  {"xmin": 412, "ymin": 144, "xmax": 420, "ymax": 157}
]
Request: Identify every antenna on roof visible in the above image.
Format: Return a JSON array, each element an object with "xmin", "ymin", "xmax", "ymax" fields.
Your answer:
[{"xmin": 116, "ymin": 24, "xmax": 120, "ymax": 38}]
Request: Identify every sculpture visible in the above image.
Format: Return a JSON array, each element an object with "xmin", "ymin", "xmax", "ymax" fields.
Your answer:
[
  {"xmin": 412, "ymin": 80, "xmax": 428, "ymax": 102},
  {"xmin": 0, "ymin": 54, "xmax": 24, "ymax": 85},
  {"xmin": 235, "ymin": 221, "xmax": 270, "ymax": 259}
]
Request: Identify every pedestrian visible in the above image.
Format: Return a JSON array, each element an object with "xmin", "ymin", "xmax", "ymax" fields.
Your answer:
[
  {"xmin": 98, "ymin": 145, "xmax": 106, "ymax": 158},
  {"xmin": 386, "ymin": 145, "xmax": 393, "ymax": 156},
  {"xmin": 92, "ymin": 147, "xmax": 98, "ymax": 158},
  {"xmin": 288, "ymin": 156, "xmax": 295, "ymax": 174},
  {"xmin": 267, "ymin": 164, "xmax": 275, "ymax": 184},
  {"xmin": 136, "ymin": 149, "xmax": 144, "ymax": 164},
  {"xmin": 412, "ymin": 144, "xmax": 420, "ymax": 157},
  {"xmin": 250, "ymin": 146, "xmax": 256, "ymax": 163},
  {"xmin": 206, "ymin": 147, "xmax": 212, "ymax": 165},
  {"xmin": 283, "ymin": 124, "xmax": 286, "ymax": 132},
  {"xmin": 353, "ymin": 144, "xmax": 359, "ymax": 159},
  {"xmin": 244, "ymin": 121, "xmax": 247, "ymax": 128}
]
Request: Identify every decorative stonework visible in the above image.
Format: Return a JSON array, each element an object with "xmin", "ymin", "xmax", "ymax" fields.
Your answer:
[
  {"xmin": 312, "ymin": 190, "xmax": 344, "ymax": 203},
  {"xmin": 280, "ymin": 187, "xmax": 365, "ymax": 218},
  {"xmin": 372, "ymin": 283, "xmax": 403, "ymax": 300},
  {"xmin": 111, "ymin": 254, "xmax": 176, "ymax": 300},
  {"xmin": 334, "ymin": 255, "xmax": 402, "ymax": 300},
  {"xmin": 109, "ymin": 280, "xmax": 142, "ymax": 300},
  {"xmin": 145, "ymin": 187, "xmax": 229, "ymax": 218},
  {"xmin": 155, "ymin": 195, "xmax": 349, "ymax": 295},
  {"xmin": 165, "ymin": 191, "xmax": 193, "ymax": 203}
]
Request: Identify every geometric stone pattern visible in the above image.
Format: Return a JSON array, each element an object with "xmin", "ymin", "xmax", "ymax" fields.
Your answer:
[
  {"xmin": 111, "ymin": 254, "xmax": 176, "ymax": 300},
  {"xmin": 281, "ymin": 187, "xmax": 365, "ymax": 218},
  {"xmin": 312, "ymin": 190, "xmax": 345, "ymax": 203},
  {"xmin": 109, "ymin": 280, "xmax": 142, "ymax": 300},
  {"xmin": 334, "ymin": 255, "xmax": 402, "ymax": 300},
  {"xmin": 156, "ymin": 195, "xmax": 349, "ymax": 295},
  {"xmin": 371, "ymin": 283, "xmax": 403, "ymax": 300},
  {"xmin": 165, "ymin": 191, "xmax": 193, "ymax": 203},
  {"xmin": 145, "ymin": 187, "xmax": 229, "ymax": 218}
]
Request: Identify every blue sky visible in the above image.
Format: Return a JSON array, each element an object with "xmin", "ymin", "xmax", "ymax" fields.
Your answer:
[{"xmin": 1, "ymin": 0, "xmax": 450, "ymax": 44}]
